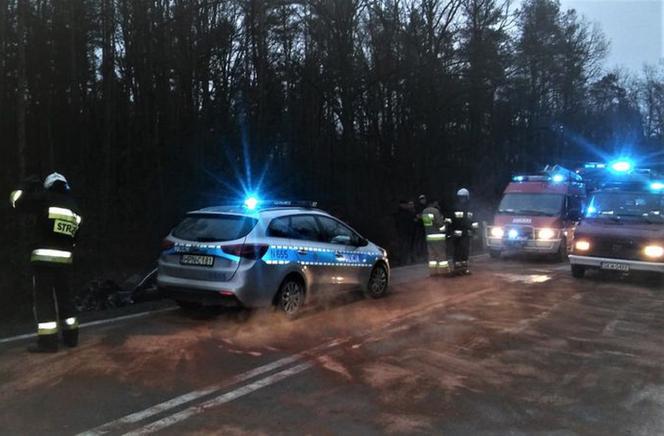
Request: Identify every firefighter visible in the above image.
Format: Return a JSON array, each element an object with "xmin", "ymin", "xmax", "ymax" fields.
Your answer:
[
  {"xmin": 10, "ymin": 172, "xmax": 82, "ymax": 352},
  {"xmin": 422, "ymin": 200, "xmax": 448, "ymax": 275},
  {"xmin": 447, "ymin": 188, "xmax": 479, "ymax": 275}
]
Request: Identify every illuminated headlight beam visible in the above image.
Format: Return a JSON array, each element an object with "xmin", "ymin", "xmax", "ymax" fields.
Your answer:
[
  {"xmin": 575, "ymin": 241, "xmax": 590, "ymax": 251},
  {"xmin": 538, "ymin": 228, "xmax": 555, "ymax": 240},
  {"xmin": 490, "ymin": 227, "xmax": 504, "ymax": 238},
  {"xmin": 644, "ymin": 245, "xmax": 664, "ymax": 258}
]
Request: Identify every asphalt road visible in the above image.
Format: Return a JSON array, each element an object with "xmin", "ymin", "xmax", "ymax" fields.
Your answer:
[{"xmin": 2, "ymin": 257, "xmax": 664, "ymax": 435}]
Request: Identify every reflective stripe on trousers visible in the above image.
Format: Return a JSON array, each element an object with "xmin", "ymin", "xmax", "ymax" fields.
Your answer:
[
  {"xmin": 31, "ymin": 249, "xmax": 73, "ymax": 264},
  {"xmin": 38, "ymin": 321, "xmax": 58, "ymax": 335},
  {"xmin": 428, "ymin": 260, "xmax": 449, "ymax": 268},
  {"xmin": 62, "ymin": 317, "xmax": 79, "ymax": 330},
  {"xmin": 426, "ymin": 233, "xmax": 445, "ymax": 241}
]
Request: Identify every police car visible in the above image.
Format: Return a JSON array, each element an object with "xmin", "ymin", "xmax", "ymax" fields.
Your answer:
[
  {"xmin": 570, "ymin": 161, "xmax": 664, "ymax": 278},
  {"xmin": 157, "ymin": 199, "xmax": 389, "ymax": 318}
]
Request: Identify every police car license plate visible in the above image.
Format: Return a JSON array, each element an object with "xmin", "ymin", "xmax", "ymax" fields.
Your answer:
[
  {"xmin": 600, "ymin": 262, "xmax": 629, "ymax": 272},
  {"xmin": 180, "ymin": 254, "xmax": 215, "ymax": 267}
]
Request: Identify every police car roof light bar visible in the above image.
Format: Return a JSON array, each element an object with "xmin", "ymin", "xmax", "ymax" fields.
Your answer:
[
  {"xmin": 237, "ymin": 200, "xmax": 320, "ymax": 210},
  {"xmin": 609, "ymin": 159, "xmax": 633, "ymax": 173},
  {"xmin": 259, "ymin": 200, "xmax": 319, "ymax": 208}
]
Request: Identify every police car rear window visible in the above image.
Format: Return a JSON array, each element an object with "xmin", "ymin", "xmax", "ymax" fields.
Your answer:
[{"xmin": 172, "ymin": 214, "xmax": 257, "ymax": 242}]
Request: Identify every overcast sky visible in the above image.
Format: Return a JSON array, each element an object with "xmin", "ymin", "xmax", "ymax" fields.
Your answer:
[{"xmin": 521, "ymin": 0, "xmax": 663, "ymax": 74}]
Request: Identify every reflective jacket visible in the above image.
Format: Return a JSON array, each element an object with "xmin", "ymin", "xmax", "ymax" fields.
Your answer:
[
  {"xmin": 422, "ymin": 206, "xmax": 446, "ymax": 241},
  {"xmin": 447, "ymin": 201, "xmax": 478, "ymax": 237},
  {"xmin": 10, "ymin": 187, "xmax": 81, "ymax": 265}
]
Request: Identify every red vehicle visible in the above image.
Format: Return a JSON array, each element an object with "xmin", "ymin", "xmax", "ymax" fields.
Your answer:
[
  {"xmin": 486, "ymin": 165, "xmax": 586, "ymax": 260},
  {"xmin": 569, "ymin": 163, "xmax": 664, "ymax": 278}
]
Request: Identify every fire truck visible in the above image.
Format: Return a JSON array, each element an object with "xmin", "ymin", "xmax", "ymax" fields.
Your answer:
[
  {"xmin": 569, "ymin": 161, "xmax": 664, "ymax": 278},
  {"xmin": 486, "ymin": 165, "xmax": 586, "ymax": 260}
]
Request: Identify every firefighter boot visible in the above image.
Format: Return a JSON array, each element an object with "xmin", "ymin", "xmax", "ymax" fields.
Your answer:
[
  {"xmin": 28, "ymin": 334, "xmax": 58, "ymax": 353},
  {"xmin": 62, "ymin": 328, "xmax": 79, "ymax": 347},
  {"xmin": 62, "ymin": 317, "xmax": 79, "ymax": 347}
]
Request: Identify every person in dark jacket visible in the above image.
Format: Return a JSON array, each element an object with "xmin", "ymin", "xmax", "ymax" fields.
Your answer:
[
  {"xmin": 414, "ymin": 194, "xmax": 428, "ymax": 260},
  {"xmin": 394, "ymin": 200, "xmax": 416, "ymax": 265},
  {"xmin": 10, "ymin": 172, "xmax": 82, "ymax": 352},
  {"xmin": 447, "ymin": 188, "xmax": 479, "ymax": 275}
]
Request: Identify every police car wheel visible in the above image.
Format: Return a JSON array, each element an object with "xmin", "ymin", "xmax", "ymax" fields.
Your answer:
[
  {"xmin": 571, "ymin": 265, "xmax": 586, "ymax": 278},
  {"xmin": 366, "ymin": 265, "xmax": 388, "ymax": 299},
  {"xmin": 277, "ymin": 279, "xmax": 305, "ymax": 319}
]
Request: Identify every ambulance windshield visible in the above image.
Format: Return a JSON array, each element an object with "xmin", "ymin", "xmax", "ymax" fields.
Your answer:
[{"xmin": 498, "ymin": 193, "xmax": 564, "ymax": 217}]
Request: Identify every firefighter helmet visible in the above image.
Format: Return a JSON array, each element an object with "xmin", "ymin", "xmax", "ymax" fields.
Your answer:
[{"xmin": 457, "ymin": 188, "xmax": 470, "ymax": 198}]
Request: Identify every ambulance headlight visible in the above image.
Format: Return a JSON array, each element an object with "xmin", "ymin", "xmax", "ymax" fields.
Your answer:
[
  {"xmin": 490, "ymin": 227, "xmax": 504, "ymax": 238},
  {"xmin": 538, "ymin": 228, "xmax": 555, "ymax": 240}
]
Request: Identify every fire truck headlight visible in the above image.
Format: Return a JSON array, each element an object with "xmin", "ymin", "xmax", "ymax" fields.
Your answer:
[
  {"xmin": 575, "ymin": 240, "xmax": 590, "ymax": 252},
  {"xmin": 490, "ymin": 227, "xmax": 504, "ymax": 238},
  {"xmin": 538, "ymin": 228, "xmax": 555, "ymax": 240},
  {"xmin": 644, "ymin": 245, "xmax": 664, "ymax": 258},
  {"xmin": 650, "ymin": 182, "xmax": 664, "ymax": 191}
]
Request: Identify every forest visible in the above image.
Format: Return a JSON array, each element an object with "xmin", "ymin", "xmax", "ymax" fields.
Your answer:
[{"xmin": 2, "ymin": 0, "xmax": 664, "ymax": 304}]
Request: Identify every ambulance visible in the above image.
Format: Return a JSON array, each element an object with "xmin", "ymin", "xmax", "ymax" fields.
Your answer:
[{"xmin": 486, "ymin": 165, "xmax": 586, "ymax": 260}]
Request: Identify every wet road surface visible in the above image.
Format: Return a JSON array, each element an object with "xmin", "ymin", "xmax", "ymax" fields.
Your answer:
[{"xmin": 2, "ymin": 258, "xmax": 664, "ymax": 435}]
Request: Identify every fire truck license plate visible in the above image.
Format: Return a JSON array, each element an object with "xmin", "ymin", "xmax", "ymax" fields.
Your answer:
[
  {"xmin": 180, "ymin": 254, "xmax": 215, "ymax": 267},
  {"xmin": 600, "ymin": 262, "xmax": 629, "ymax": 272}
]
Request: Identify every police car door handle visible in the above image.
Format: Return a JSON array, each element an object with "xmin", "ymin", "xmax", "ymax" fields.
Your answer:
[{"xmin": 297, "ymin": 249, "xmax": 308, "ymax": 255}]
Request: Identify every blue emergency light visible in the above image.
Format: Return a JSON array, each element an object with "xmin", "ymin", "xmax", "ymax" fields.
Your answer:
[
  {"xmin": 244, "ymin": 196, "xmax": 260, "ymax": 210},
  {"xmin": 552, "ymin": 174, "xmax": 565, "ymax": 183},
  {"xmin": 651, "ymin": 182, "xmax": 664, "ymax": 191},
  {"xmin": 609, "ymin": 159, "xmax": 633, "ymax": 173}
]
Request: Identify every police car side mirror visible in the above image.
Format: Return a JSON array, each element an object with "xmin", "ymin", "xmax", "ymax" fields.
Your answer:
[{"xmin": 356, "ymin": 237, "xmax": 369, "ymax": 247}]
